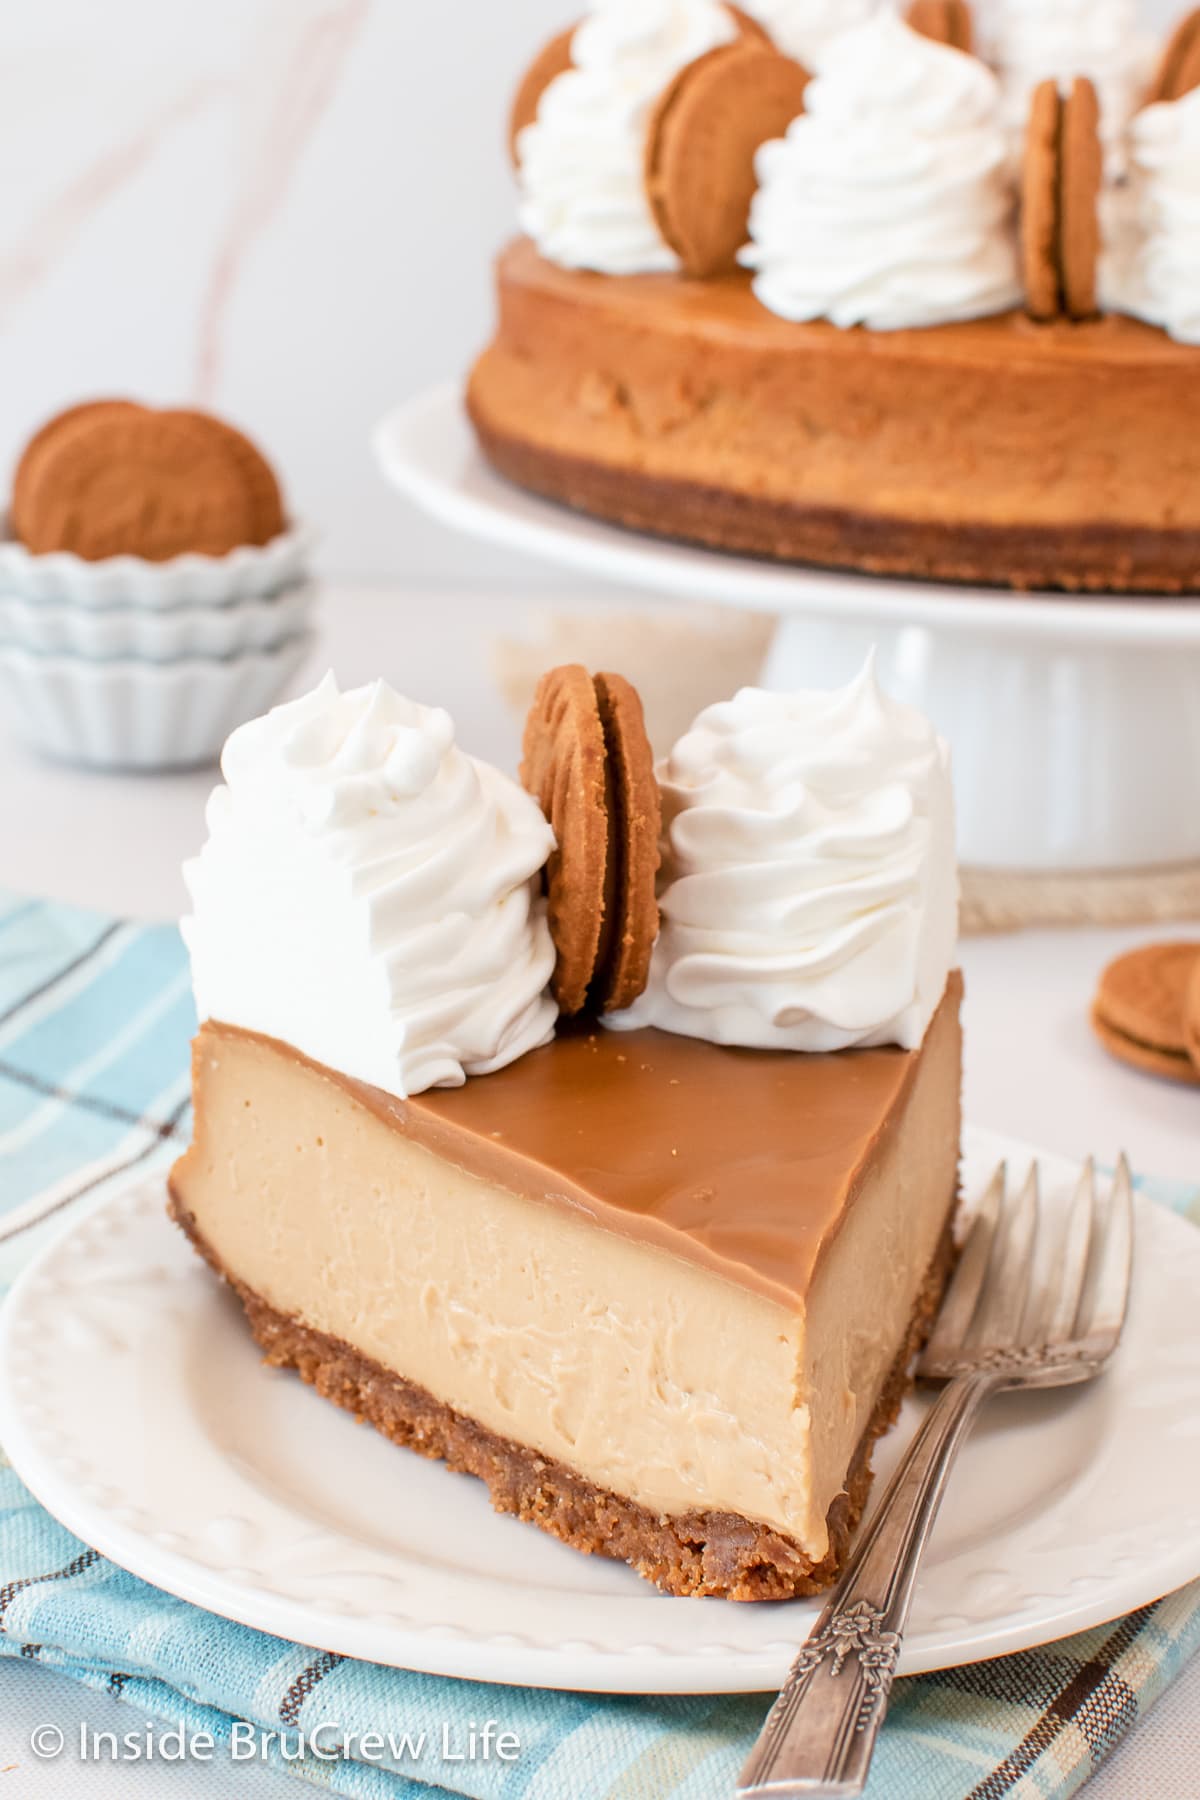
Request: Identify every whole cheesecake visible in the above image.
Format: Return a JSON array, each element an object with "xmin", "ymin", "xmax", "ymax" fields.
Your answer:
[
  {"xmin": 468, "ymin": 239, "xmax": 1200, "ymax": 594},
  {"xmin": 469, "ymin": 1, "xmax": 1200, "ymax": 596}
]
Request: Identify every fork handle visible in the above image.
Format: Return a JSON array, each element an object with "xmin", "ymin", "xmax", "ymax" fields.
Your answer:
[{"xmin": 738, "ymin": 1369, "xmax": 1002, "ymax": 1799}]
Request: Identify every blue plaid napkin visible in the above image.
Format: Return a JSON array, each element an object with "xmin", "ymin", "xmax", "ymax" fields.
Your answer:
[{"xmin": 2, "ymin": 887, "xmax": 1199, "ymax": 1800}]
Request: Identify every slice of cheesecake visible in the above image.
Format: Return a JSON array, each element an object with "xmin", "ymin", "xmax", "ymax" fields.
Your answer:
[{"xmin": 168, "ymin": 971, "xmax": 961, "ymax": 1601}]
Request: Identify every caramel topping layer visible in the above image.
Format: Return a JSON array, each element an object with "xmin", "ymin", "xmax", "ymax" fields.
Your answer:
[
  {"xmin": 498, "ymin": 234, "xmax": 1193, "ymax": 369},
  {"xmin": 215, "ymin": 972, "xmax": 961, "ymax": 1308}
]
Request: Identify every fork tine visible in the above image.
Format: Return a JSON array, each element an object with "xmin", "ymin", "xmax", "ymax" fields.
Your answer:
[
  {"xmin": 1041, "ymin": 1159, "xmax": 1096, "ymax": 1346},
  {"xmin": 967, "ymin": 1161, "xmax": 1040, "ymax": 1350},
  {"xmin": 1076, "ymin": 1154, "xmax": 1135, "ymax": 1354},
  {"xmin": 922, "ymin": 1163, "xmax": 1005, "ymax": 1365}
]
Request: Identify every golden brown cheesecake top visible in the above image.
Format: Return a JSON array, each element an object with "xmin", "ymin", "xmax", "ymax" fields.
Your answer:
[
  {"xmin": 496, "ymin": 234, "xmax": 1190, "ymax": 372},
  {"xmin": 207, "ymin": 971, "xmax": 961, "ymax": 1309}
]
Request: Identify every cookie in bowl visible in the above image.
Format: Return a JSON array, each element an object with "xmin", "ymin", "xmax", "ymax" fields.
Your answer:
[
  {"xmin": 0, "ymin": 399, "xmax": 313, "ymax": 769},
  {"xmin": 11, "ymin": 400, "xmax": 285, "ymax": 563}
]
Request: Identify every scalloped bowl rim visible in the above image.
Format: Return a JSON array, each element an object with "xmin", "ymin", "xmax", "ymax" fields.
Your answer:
[
  {"xmin": 0, "ymin": 630, "xmax": 317, "ymax": 677},
  {"xmin": 0, "ymin": 576, "xmax": 314, "ymax": 624},
  {"xmin": 0, "ymin": 517, "xmax": 314, "ymax": 579}
]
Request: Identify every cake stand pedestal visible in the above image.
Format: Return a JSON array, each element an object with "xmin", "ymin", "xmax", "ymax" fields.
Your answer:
[{"xmin": 375, "ymin": 385, "xmax": 1200, "ymax": 881}]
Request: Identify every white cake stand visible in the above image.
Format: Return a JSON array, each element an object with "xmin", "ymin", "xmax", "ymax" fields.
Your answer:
[{"xmin": 375, "ymin": 383, "xmax": 1200, "ymax": 875}]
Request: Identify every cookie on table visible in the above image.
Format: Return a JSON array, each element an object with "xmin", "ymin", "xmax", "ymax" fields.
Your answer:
[
  {"xmin": 1186, "ymin": 957, "xmax": 1200, "ymax": 1074},
  {"xmin": 1091, "ymin": 941, "xmax": 1200, "ymax": 1086}
]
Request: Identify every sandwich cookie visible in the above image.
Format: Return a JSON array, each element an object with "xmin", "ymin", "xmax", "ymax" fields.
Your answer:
[
  {"xmin": 645, "ymin": 40, "xmax": 810, "ymax": 277},
  {"xmin": 1091, "ymin": 941, "xmax": 1200, "ymax": 1085},
  {"xmin": 1021, "ymin": 76, "xmax": 1102, "ymax": 322},
  {"xmin": 521, "ymin": 664, "xmax": 660, "ymax": 1016}
]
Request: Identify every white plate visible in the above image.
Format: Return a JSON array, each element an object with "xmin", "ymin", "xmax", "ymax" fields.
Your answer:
[
  {"xmin": 373, "ymin": 385, "xmax": 1200, "ymax": 648},
  {"xmin": 1, "ymin": 1128, "xmax": 1198, "ymax": 1695},
  {"xmin": 0, "ymin": 581, "xmax": 315, "ymax": 662}
]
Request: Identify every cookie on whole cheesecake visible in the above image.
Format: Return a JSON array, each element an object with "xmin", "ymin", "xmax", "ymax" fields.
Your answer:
[
  {"xmin": 1091, "ymin": 941, "xmax": 1200, "ymax": 1086},
  {"xmin": 14, "ymin": 402, "xmax": 285, "ymax": 561},
  {"xmin": 1060, "ymin": 77, "xmax": 1102, "ymax": 318},
  {"xmin": 1022, "ymin": 81, "xmax": 1063, "ymax": 322},
  {"xmin": 1147, "ymin": 7, "xmax": 1200, "ymax": 105},
  {"xmin": 645, "ymin": 40, "xmax": 811, "ymax": 278},
  {"xmin": 905, "ymin": 0, "xmax": 975, "ymax": 54},
  {"xmin": 1021, "ymin": 77, "xmax": 1102, "ymax": 322},
  {"xmin": 521, "ymin": 664, "xmax": 660, "ymax": 1016}
]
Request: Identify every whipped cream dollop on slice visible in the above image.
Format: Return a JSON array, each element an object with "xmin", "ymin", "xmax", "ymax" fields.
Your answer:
[
  {"xmin": 1100, "ymin": 88, "xmax": 1200, "ymax": 346},
  {"xmin": 610, "ymin": 660, "xmax": 958, "ymax": 1053},
  {"xmin": 516, "ymin": 0, "xmax": 738, "ymax": 275},
  {"xmin": 183, "ymin": 674, "xmax": 557, "ymax": 1099},
  {"xmin": 742, "ymin": 13, "xmax": 1022, "ymax": 331},
  {"xmin": 740, "ymin": 0, "xmax": 880, "ymax": 69}
]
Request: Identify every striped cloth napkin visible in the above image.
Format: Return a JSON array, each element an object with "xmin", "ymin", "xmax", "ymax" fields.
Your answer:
[{"xmin": 1, "ymin": 887, "xmax": 1199, "ymax": 1800}]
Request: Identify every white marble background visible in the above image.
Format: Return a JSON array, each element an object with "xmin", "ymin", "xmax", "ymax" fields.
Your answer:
[{"xmin": 0, "ymin": 0, "xmax": 1180, "ymax": 586}]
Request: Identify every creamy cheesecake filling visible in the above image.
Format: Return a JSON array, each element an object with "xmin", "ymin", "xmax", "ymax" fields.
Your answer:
[
  {"xmin": 171, "ymin": 980, "xmax": 960, "ymax": 1555},
  {"xmin": 803, "ymin": 1003, "xmax": 962, "ymax": 1534}
]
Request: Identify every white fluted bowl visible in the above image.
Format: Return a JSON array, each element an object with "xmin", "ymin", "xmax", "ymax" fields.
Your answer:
[
  {"xmin": 0, "ymin": 580, "xmax": 316, "ymax": 662},
  {"xmin": 0, "ymin": 634, "xmax": 314, "ymax": 770},
  {"xmin": 0, "ymin": 521, "xmax": 313, "ymax": 609}
]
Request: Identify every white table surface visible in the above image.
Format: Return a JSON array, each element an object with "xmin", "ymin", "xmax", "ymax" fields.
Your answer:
[{"xmin": 1, "ymin": 583, "xmax": 1197, "ymax": 1798}]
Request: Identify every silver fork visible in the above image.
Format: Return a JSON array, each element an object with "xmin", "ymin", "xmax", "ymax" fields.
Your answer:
[{"xmin": 738, "ymin": 1155, "xmax": 1135, "ymax": 1800}]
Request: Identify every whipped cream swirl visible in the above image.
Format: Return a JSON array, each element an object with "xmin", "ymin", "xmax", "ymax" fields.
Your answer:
[
  {"xmin": 1100, "ymin": 88, "xmax": 1200, "ymax": 346},
  {"xmin": 610, "ymin": 661, "xmax": 958, "ymax": 1053},
  {"xmin": 516, "ymin": 0, "xmax": 737, "ymax": 275},
  {"xmin": 976, "ymin": 0, "xmax": 1143, "ymax": 162},
  {"xmin": 183, "ymin": 674, "xmax": 557, "ymax": 1099},
  {"xmin": 740, "ymin": 0, "xmax": 880, "ymax": 69},
  {"xmin": 741, "ymin": 14, "xmax": 1022, "ymax": 331}
]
